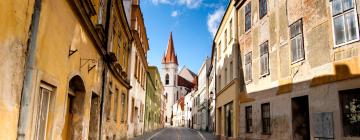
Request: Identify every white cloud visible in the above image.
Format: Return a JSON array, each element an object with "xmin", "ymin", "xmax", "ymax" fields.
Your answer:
[
  {"xmin": 150, "ymin": 0, "xmax": 203, "ymax": 9},
  {"xmin": 178, "ymin": 0, "xmax": 202, "ymax": 9},
  {"xmin": 151, "ymin": 0, "xmax": 172, "ymax": 5},
  {"xmin": 207, "ymin": 7, "xmax": 225, "ymax": 37},
  {"xmin": 171, "ymin": 10, "xmax": 179, "ymax": 17}
]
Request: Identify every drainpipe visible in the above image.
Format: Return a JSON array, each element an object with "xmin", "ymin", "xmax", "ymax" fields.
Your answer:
[
  {"xmin": 17, "ymin": 0, "xmax": 42, "ymax": 139},
  {"xmin": 99, "ymin": 63, "xmax": 107, "ymax": 140},
  {"xmin": 99, "ymin": 0, "xmax": 112, "ymax": 139}
]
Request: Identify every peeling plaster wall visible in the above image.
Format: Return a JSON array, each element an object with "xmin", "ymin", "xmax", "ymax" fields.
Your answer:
[
  {"xmin": 102, "ymin": 72, "xmax": 129, "ymax": 140},
  {"xmin": 0, "ymin": 0, "xmax": 34, "ymax": 139},
  {"xmin": 237, "ymin": 0, "xmax": 360, "ymax": 139}
]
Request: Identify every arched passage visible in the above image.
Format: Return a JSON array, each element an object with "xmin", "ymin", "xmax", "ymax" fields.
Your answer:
[{"xmin": 62, "ymin": 75, "xmax": 86, "ymax": 139}]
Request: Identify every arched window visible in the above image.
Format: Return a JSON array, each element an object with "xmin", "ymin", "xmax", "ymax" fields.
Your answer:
[{"xmin": 165, "ymin": 74, "xmax": 169, "ymax": 85}]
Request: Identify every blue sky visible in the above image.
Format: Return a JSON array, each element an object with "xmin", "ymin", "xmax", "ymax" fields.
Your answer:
[{"xmin": 140, "ymin": 0, "xmax": 228, "ymax": 73}]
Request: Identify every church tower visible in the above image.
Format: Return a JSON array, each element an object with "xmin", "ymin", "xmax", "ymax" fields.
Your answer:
[{"xmin": 162, "ymin": 32, "xmax": 178, "ymax": 125}]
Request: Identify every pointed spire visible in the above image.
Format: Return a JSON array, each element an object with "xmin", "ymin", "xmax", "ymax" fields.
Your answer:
[{"xmin": 162, "ymin": 32, "xmax": 178, "ymax": 65}]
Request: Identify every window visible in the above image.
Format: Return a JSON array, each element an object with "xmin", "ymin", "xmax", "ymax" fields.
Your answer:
[
  {"xmin": 245, "ymin": 52, "xmax": 252, "ymax": 82},
  {"xmin": 106, "ymin": 82, "xmax": 113, "ymax": 121},
  {"xmin": 340, "ymin": 88, "xmax": 360, "ymax": 137},
  {"xmin": 261, "ymin": 103, "xmax": 271, "ymax": 134},
  {"xmin": 225, "ymin": 68, "xmax": 228, "ymax": 85},
  {"xmin": 139, "ymin": 66, "xmax": 142, "ymax": 84},
  {"xmin": 136, "ymin": 56, "xmax": 140, "ymax": 80},
  {"xmin": 114, "ymin": 88, "xmax": 119, "ymax": 121},
  {"xmin": 260, "ymin": 41, "xmax": 269, "ymax": 76},
  {"xmin": 224, "ymin": 30, "xmax": 228, "ymax": 49},
  {"xmin": 218, "ymin": 42, "xmax": 222, "ymax": 59},
  {"xmin": 225, "ymin": 102, "xmax": 233, "ymax": 137},
  {"xmin": 230, "ymin": 19, "xmax": 233, "ymax": 41},
  {"xmin": 245, "ymin": 2, "xmax": 252, "ymax": 32},
  {"xmin": 259, "ymin": 0, "xmax": 267, "ymax": 19},
  {"xmin": 218, "ymin": 75, "xmax": 222, "ymax": 89},
  {"xmin": 117, "ymin": 34, "xmax": 122, "ymax": 62},
  {"xmin": 140, "ymin": 103, "xmax": 143, "ymax": 122},
  {"xmin": 35, "ymin": 86, "xmax": 52, "ymax": 140},
  {"xmin": 230, "ymin": 61, "xmax": 233, "ymax": 80},
  {"xmin": 134, "ymin": 55, "xmax": 138, "ymax": 78},
  {"xmin": 121, "ymin": 93, "xmax": 126, "ymax": 122},
  {"xmin": 165, "ymin": 74, "xmax": 169, "ymax": 85},
  {"xmin": 245, "ymin": 106, "xmax": 253, "ymax": 133},
  {"xmin": 123, "ymin": 43, "xmax": 127, "ymax": 67},
  {"xmin": 331, "ymin": 0, "xmax": 359, "ymax": 46},
  {"xmin": 290, "ymin": 19, "xmax": 305, "ymax": 63},
  {"xmin": 131, "ymin": 98, "xmax": 135, "ymax": 123},
  {"xmin": 98, "ymin": 0, "xmax": 105, "ymax": 24}
]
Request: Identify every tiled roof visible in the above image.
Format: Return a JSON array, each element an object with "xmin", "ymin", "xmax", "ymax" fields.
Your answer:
[{"xmin": 177, "ymin": 75, "xmax": 195, "ymax": 89}]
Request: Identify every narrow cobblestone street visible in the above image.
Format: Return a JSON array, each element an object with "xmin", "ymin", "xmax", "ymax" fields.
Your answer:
[{"xmin": 131, "ymin": 127, "xmax": 216, "ymax": 140}]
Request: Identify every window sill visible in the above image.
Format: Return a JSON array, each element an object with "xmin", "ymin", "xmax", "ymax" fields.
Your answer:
[
  {"xmin": 260, "ymin": 72, "xmax": 270, "ymax": 78},
  {"xmin": 259, "ymin": 14, "xmax": 268, "ymax": 21},
  {"xmin": 245, "ymin": 80, "xmax": 252, "ymax": 85},
  {"xmin": 291, "ymin": 58, "xmax": 305, "ymax": 65},
  {"xmin": 334, "ymin": 39, "xmax": 360, "ymax": 49},
  {"xmin": 245, "ymin": 29, "xmax": 251, "ymax": 35}
]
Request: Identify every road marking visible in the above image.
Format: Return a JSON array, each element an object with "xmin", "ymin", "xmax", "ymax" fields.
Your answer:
[
  {"xmin": 196, "ymin": 130, "xmax": 206, "ymax": 140},
  {"xmin": 184, "ymin": 127, "xmax": 206, "ymax": 140},
  {"xmin": 147, "ymin": 128, "xmax": 166, "ymax": 140}
]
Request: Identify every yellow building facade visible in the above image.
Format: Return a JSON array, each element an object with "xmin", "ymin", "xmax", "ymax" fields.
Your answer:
[
  {"xmin": 0, "ymin": 0, "xmax": 34, "ymax": 139},
  {"xmin": 0, "ymin": 0, "xmax": 133, "ymax": 139},
  {"xmin": 101, "ymin": 0, "xmax": 132, "ymax": 139}
]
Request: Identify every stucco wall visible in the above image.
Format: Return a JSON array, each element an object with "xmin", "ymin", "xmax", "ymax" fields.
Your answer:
[{"xmin": 0, "ymin": 0, "xmax": 35, "ymax": 139}]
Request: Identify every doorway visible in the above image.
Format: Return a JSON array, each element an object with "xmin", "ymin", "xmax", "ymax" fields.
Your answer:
[
  {"xmin": 217, "ymin": 107, "xmax": 222, "ymax": 136},
  {"xmin": 225, "ymin": 102, "xmax": 233, "ymax": 137},
  {"xmin": 62, "ymin": 75, "xmax": 86, "ymax": 139},
  {"xmin": 89, "ymin": 93, "xmax": 100, "ymax": 140},
  {"xmin": 291, "ymin": 96, "xmax": 310, "ymax": 140}
]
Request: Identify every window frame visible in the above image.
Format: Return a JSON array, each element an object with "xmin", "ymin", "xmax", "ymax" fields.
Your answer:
[
  {"xmin": 245, "ymin": 106, "xmax": 253, "ymax": 133},
  {"xmin": 224, "ymin": 30, "xmax": 228, "ymax": 51},
  {"xmin": 230, "ymin": 61, "xmax": 233, "ymax": 80},
  {"xmin": 121, "ymin": 93, "xmax": 126, "ymax": 122},
  {"xmin": 106, "ymin": 82, "xmax": 113, "ymax": 121},
  {"xmin": 165, "ymin": 74, "xmax": 169, "ymax": 85},
  {"xmin": 260, "ymin": 41, "xmax": 270, "ymax": 76},
  {"xmin": 330, "ymin": 0, "xmax": 360, "ymax": 48},
  {"xmin": 259, "ymin": 0, "xmax": 268, "ymax": 19},
  {"xmin": 339, "ymin": 88, "xmax": 360, "ymax": 137},
  {"xmin": 229, "ymin": 19, "xmax": 233, "ymax": 43},
  {"xmin": 245, "ymin": 52, "xmax": 252, "ymax": 82},
  {"xmin": 114, "ymin": 88, "xmax": 119, "ymax": 122},
  {"xmin": 245, "ymin": 2, "xmax": 252, "ymax": 32},
  {"xmin": 261, "ymin": 103, "xmax": 271, "ymax": 135},
  {"xmin": 289, "ymin": 19, "xmax": 305, "ymax": 64},
  {"xmin": 35, "ymin": 85, "xmax": 53, "ymax": 140},
  {"xmin": 225, "ymin": 67, "xmax": 228, "ymax": 85}
]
